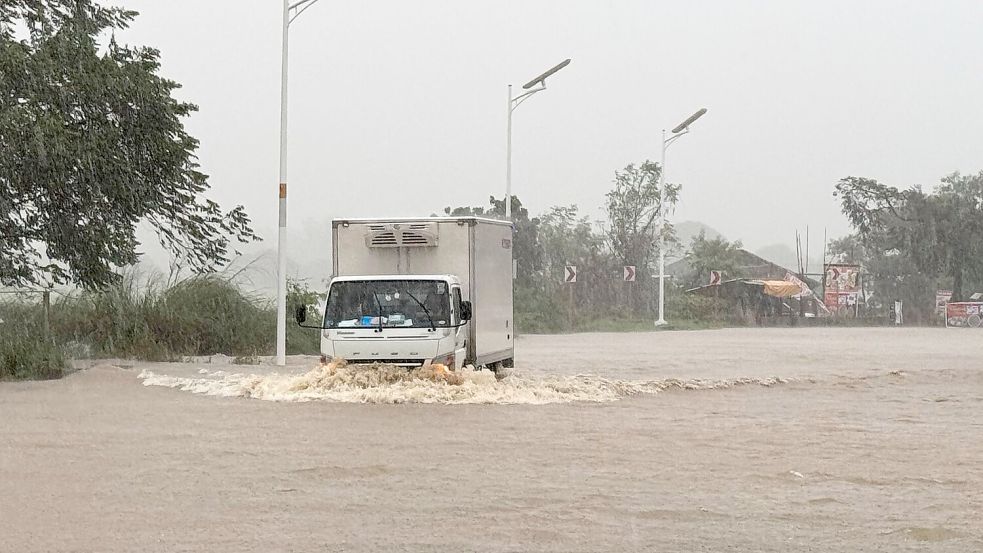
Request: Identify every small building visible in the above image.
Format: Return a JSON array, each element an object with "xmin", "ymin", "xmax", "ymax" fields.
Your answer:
[
  {"xmin": 670, "ymin": 249, "xmax": 825, "ymax": 324},
  {"xmin": 667, "ymin": 248, "xmax": 820, "ymax": 289}
]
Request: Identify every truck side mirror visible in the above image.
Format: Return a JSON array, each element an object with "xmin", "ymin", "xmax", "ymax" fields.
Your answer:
[
  {"xmin": 460, "ymin": 300, "xmax": 473, "ymax": 322},
  {"xmin": 294, "ymin": 304, "xmax": 307, "ymax": 324}
]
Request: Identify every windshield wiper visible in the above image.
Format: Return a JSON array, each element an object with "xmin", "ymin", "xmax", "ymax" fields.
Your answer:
[
  {"xmin": 404, "ymin": 291, "xmax": 436, "ymax": 331},
  {"xmin": 372, "ymin": 293, "xmax": 385, "ymax": 333}
]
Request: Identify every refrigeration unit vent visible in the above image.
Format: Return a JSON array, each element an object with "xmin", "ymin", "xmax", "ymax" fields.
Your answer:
[{"xmin": 365, "ymin": 223, "xmax": 439, "ymax": 248}]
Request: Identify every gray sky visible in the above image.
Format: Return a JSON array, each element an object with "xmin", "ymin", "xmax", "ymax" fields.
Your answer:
[{"xmin": 117, "ymin": 0, "xmax": 983, "ymax": 278}]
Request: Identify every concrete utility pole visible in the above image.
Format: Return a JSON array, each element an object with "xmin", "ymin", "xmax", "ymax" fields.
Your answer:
[{"xmin": 276, "ymin": 0, "xmax": 323, "ymax": 366}]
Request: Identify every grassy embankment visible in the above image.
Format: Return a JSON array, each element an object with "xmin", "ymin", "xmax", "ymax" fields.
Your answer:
[
  {"xmin": 7, "ymin": 275, "xmax": 891, "ymax": 380},
  {"xmin": 0, "ymin": 276, "xmax": 321, "ymax": 380},
  {"xmin": 513, "ymin": 288, "xmax": 737, "ymax": 334}
]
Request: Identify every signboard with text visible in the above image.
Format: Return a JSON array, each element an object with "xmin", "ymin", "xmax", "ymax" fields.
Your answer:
[
  {"xmin": 945, "ymin": 302, "xmax": 983, "ymax": 328},
  {"xmin": 784, "ymin": 271, "xmax": 812, "ymax": 298},
  {"xmin": 935, "ymin": 290, "xmax": 953, "ymax": 315},
  {"xmin": 824, "ymin": 263, "xmax": 861, "ymax": 315}
]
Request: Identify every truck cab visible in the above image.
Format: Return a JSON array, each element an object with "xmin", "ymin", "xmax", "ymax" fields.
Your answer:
[{"xmin": 317, "ymin": 274, "xmax": 470, "ymax": 369}]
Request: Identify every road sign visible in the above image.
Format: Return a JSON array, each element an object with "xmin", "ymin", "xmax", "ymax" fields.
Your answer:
[
  {"xmin": 709, "ymin": 270, "xmax": 721, "ymax": 285},
  {"xmin": 564, "ymin": 265, "xmax": 577, "ymax": 283},
  {"xmin": 623, "ymin": 266, "xmax": 636, "ymax": 282}
]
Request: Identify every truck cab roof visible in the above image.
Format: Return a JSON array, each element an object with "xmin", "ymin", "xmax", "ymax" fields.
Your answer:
[
  {"xmin": 332, "ymin": 216, "xmax": 513, "ymax": 228},
  {"xmin": 330, "ymin": 274, "xmax": 463, "ymax": 285}
]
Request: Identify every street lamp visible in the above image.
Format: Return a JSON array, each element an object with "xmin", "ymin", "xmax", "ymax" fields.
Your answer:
[
  {"xmin": 276, "ymin": 0, "xmax": 322, "ymax": 367},
  {"xmin": 505, "ymin": 58, "xmax": 571, "ymax": 220},
  {"xmin": 655, "ymin": 107, "xmax": 707, "ymax": 327}
]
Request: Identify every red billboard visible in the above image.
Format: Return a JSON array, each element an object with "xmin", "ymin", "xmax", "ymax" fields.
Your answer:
[
  {"xmin": 945, "ymin": 302, "xmax": 983, "ymax": 328},
  {"xmin": 824, "ymin": 263, "xmax": 861, "ymax": 315}
]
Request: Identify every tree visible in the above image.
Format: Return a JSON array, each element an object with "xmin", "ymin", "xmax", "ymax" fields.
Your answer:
[
  {"xmin": 835, "ymin": 173, "xmax": 983, "ymax": 301},
  {"xmin": 0, "ymin": 1, "xmax": 258, "ymax": 289},
  {"xmin": 537, "ymin": 205, "xmax": 600, "ymax": 289},
  {"xmin": 684, "ymin": 231, "xmax": 743, "ymax": 288},
  {"xmin": 604, "ymin": 160, "xmax": 678, "ymax": 274},
  {"xmin": 826, "ymin": 233, "xmax": 936, "ymax": 321},
  {"xmin": 535, "ymin": 204, "xmax": 622, "ymax": 318}
]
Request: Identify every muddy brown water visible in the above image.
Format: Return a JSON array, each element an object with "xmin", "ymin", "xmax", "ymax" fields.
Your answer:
[{"xmin": 2, "ymin": 327, "xmax": 981, "ymax": 551}]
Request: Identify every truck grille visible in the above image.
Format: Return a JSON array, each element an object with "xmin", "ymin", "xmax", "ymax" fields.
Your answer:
[{"xmin": 347, "ymin": 358, "xmax": 426, "ymax": 367}]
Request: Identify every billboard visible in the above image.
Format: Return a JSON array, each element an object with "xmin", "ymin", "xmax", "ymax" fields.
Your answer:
[
  {"xmin": 824, "ymin": 264, "xmax": 861, "ymax": 315},
  {"xmin": 783, "ymin": 271, "xmax": 813, "ymax": 298},
  {"xmin": 945, "ymin": 302, "xmax": 983, "ymax": 328},
  {"xmin": 935, "ymin": 290, "xmax": 953, "ymax": 316}
]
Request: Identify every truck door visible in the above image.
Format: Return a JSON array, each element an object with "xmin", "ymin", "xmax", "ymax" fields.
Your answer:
[{"xmin": 451, "ymin": 286, "xmax": 468, "ymax": 368}]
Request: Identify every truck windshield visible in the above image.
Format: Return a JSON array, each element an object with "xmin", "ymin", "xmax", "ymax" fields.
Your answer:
[{"xmin": 323, "ymin": 280, "xmax": 452, "ymax": 329}]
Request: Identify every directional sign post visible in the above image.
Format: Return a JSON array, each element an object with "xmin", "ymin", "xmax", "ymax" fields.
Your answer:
[
  {"xmin": 624, "ymin": 265, "xmax": 636, "ymax": 312},
  {"xmin": 564, "ymin": 265, "xmax": 577, "ymax": 328},
  {"xmin": 709, "ymin": 270, "xmax": 721, "ymax": 285}
]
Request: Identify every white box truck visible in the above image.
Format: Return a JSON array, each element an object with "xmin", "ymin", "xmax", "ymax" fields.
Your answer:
[{"xmin": 295, "ymin": 217, "xmax": 514, "ymax": 370}]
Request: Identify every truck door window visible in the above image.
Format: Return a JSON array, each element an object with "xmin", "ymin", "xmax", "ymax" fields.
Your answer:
[{"xmin": 452, "ymin": 287, "xmax": 463, "ymax": 324}]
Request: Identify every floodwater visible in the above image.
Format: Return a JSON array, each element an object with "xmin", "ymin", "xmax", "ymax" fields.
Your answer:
[{"xmin": 2, "ymin": 327, "xmax": 982, "ymax": 551}]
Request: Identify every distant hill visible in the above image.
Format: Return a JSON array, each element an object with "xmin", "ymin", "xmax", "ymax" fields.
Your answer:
[
  {"xmin": 754, "ymin": 243, "xmax": 826, "ymax": 275},
  {"xmin": 754, "ymin": 243, "xmax": 799, "ymax": 271},
  {"xmin": 670, "ymin": 221, "xmax": 725, "ymax": 261},
  {"xmin": 674, "ymin": 220, "xmax": 724, "ymax": 246}
]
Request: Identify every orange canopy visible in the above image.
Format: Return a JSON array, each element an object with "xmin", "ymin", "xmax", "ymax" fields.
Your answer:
[{"xmin": 762, "ymin": 280, "xmax": 802, "ymax": 298}]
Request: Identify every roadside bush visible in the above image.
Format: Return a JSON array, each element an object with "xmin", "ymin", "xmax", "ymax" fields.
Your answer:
[
  {"xmin": 0, "ymin": 302, "xmax": 67, "ymax": 380},
  {"xmin": 514, "ymin": 283, "xmax": 739, "ymax": 334},
  {"xmin": 514, "ymin": 285, "xmax": 567, "ymax": 334},
  {"xmin": 666, "ymin": 292, "xmax": 737, "ymax": 325},
  {"xmin": 0, "ymin": 334, "xmax": 66, "ymax": 380},
  {"xmin": 50, "ymin": 274, "xmax": 321, "ymax": 360}
]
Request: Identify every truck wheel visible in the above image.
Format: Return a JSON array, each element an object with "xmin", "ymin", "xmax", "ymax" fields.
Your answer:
[
  {"xmin": 502, "ymin": 357, "xmax": 514, "ymax": 368},
  {"xmin": 490, "ymin": 362, "xmax": 510, "ymax": 380},
  {"xmin": 490, "ymin": 358, "xmax": 513, "ymax": 380}
]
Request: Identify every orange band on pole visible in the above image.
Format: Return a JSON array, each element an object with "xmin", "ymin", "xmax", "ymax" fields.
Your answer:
[{"xmin": 279, "ymin": 183, "xmax": 287, "ymax": 198}]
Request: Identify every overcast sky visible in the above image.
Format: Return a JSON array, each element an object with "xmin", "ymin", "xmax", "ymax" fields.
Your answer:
[{"xmin": 115, "ymin": 0, "xmax": 983, "ymax": 278}]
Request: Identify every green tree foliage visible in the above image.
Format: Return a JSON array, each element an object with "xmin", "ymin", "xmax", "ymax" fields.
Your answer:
[
  {"xmin": 835, "ymin": 172, "xmax": 983, "ymax": 301},
  {"xmin": 0, "ymin": 1, "xmax": 258, "ymax": 289},
  {"xmin": 826, "ymin": 233, "xmax": 936, "ymax": 321},
  {"xmin": 440, "ymin": 160, "xmax": 694, "ymax": 326},
  {"xmin": 537, "ymin": 205, "xmax": 599, "ymax": 287},
  {"xmin": 684, "ymin": 231, "xmax": 743, "ymax": 288},
  {"xmin": 604, "ymin": 160, "xmax": 678, "ymax": 272}
]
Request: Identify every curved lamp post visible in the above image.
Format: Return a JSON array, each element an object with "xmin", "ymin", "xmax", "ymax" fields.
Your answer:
[
  {"xmin": 655, "ymin": 107, "xmax": 707, "ymax": 327},
  {"xmin": 504, "ymin": 59, "xmax": 571, "ymax": 220}
]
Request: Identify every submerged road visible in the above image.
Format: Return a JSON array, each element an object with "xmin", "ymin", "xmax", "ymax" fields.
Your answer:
[{"xmin": 2, "ymin": 327, "xmax": 981, "ymax": 551}]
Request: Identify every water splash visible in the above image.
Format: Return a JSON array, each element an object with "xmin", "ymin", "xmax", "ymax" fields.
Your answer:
[{"xmin": 139, "ymin": 359, "xmax": 788, "ymax": 405}]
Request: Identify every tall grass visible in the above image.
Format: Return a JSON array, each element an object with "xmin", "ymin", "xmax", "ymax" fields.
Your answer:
[
  {"xmin": 54, "ymin": 274, "xmax": 321, "ymax": 360},
  {"xmin": 0, "ymin": 302, "xmax": 66, "ymax": 380},
  {"xmin": 0, "ymin": 275, "xmax": 322, "ymax": 375}
]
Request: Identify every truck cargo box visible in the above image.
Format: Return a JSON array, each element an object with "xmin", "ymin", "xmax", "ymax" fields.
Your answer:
[{"xmin": 330, "ymin": 217, "xmax": 514, "ymax": 367}]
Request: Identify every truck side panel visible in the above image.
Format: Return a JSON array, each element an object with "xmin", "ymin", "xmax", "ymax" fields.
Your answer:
[{"xmin": 471, "ymin": 222, "xmax": 514, "ymax": 364}]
